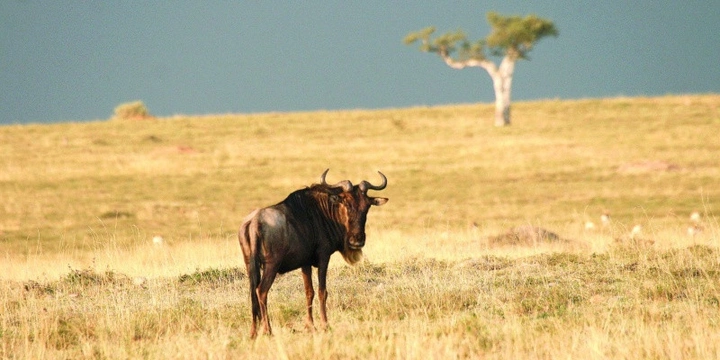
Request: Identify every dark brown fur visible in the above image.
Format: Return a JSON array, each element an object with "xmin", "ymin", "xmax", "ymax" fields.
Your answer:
[{"xmin": 238, "ymin": 170, "xmax": 388, "ymax": 338}]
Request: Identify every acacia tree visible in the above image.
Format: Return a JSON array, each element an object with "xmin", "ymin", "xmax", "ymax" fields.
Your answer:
[{"xmin": 404, "ymin": 12, "xmax": 557, "ymax": 126}]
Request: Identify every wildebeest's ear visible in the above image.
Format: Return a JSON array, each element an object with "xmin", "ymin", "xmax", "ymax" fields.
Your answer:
[{"xmin": 371, "ymin": 197, "xmax": 388, "ymax": 206}]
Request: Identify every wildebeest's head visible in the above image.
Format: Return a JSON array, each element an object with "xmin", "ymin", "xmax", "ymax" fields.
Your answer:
[{"xmin": 318, "ymin": 169, "xmax": 388, "ymax": 264}]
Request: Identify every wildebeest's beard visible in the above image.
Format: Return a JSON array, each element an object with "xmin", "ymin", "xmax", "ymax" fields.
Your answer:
[{"xmin": 341, "ymin": 241, "xmax": 364, "ymax": 265}]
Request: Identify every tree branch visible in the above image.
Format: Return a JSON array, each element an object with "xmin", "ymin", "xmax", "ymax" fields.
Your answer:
[{"xmin": 438, "ymin": 47, "xmax": 498, "ymax": 75}]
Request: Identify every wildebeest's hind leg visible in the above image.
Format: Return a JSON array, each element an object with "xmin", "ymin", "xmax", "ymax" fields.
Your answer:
[
  {"xmin": 256, "ymin": 262, "xmax": 280, "ymax": 336},
  {"xmin": 245, "ymin": 260, "xmax": 261, "ymax": 339},
  {"xmin": 301, "ymin": 266, "xmax": 315, "ymax": 330},
  {"xmin": 239, "ymin": 212, "xmax": 263, "ymax": 339}
]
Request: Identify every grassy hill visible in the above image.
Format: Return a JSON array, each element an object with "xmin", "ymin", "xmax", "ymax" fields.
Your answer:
[{"xmin": 1, "ymin": 95, "xmax": 720, "ymax": 358}]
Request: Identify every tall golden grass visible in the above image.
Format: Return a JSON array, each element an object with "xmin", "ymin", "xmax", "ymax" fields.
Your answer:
[{"xmin": 1, "ymin": 95, "xmax": 719, "ymax": 358}]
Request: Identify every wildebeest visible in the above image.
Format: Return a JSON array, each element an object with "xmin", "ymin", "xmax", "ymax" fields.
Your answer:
[{"xmin": 238, "ymin": 169, "xmax": 388, "ymax": 338}]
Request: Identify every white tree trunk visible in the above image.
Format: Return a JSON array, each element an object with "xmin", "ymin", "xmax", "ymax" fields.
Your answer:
[
  {"xmin": 438, "ymin": 51, "xmax": 516, "ymax": 126},
  {"xmin": 491, "ymin": 57, "xmax": 515, "ymax": 127}
]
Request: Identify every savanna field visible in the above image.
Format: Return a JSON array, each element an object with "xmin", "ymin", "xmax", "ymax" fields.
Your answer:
[{"xmin": 1, "ymin": 95, "xmax": 720, "ymax": 359}]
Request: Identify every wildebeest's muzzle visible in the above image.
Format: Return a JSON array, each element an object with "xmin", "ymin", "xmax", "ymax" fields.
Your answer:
[{"xmin": 348, "ymin": 233, "xmax": 366, "ymax": 250}]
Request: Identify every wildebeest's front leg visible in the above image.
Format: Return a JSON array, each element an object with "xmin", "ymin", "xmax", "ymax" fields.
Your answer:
[
  {"xmin": 301, "ymin": 266, "xmax": 315, "ymax": 330},
  {"xmin": 317, "ymin": 259, "xmax": 330, "ymax": 330}
]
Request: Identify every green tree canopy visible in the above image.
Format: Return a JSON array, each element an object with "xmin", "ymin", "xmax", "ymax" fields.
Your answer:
[{"xmin": 485, "ymin": 12, "xmax": 558, "ymax": 59}]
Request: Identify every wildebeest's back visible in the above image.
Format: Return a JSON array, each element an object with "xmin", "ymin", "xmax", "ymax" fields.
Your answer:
[{"xmin": 255, "ymin": 203, "xmax": 326, "ymax": 273}]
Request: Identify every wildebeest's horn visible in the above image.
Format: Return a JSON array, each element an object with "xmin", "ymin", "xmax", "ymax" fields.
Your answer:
[
  {"xmin": 320, "ymin": 168, "xmax": 330, "ymax": 185},
  {"xmin": 359, "ymin": 171, "xmax": 387, "ymax": 192},
  {"xmin": 319, "ymin": 169, "xmax": 352, "ymax": 192}
]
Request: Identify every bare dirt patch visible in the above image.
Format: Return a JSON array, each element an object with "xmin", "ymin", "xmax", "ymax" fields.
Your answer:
[
  {"xmin": 617, "ymin": 160, "xmax": 680, "ymax": 174},
  {"xmin": 151, "ymin": 145, "xmax": 199, "ymax": 155},
  {"xmin": 488, "ymin": 225, "xmax": 565, "ymax": 246}
]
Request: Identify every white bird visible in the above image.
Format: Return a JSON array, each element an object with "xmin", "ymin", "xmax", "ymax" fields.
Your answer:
[
  {"xmin": 601, "ymin": 212, "xmax": 610, "ymax": 226},
  {"xmin": 152, "ymin": 235, "xmax": 164, "ymax": 245},
  {"xmin": 630, "ymin": 225, "xmax": 642, "ymax": 238},
  {"xmin": 690, "ymin": 211, "xmax": 701, "ymax": 224},
  {"xmin": 585, "ymin": 221, "xmax": 596, "ymax": 230}
]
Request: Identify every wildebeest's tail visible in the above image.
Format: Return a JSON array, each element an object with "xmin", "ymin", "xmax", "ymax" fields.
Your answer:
[{"xmin": 239, "ymin": 213, "xmax": 262, "ymax": 335}]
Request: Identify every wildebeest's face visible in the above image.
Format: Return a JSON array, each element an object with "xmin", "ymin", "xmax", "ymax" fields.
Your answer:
[
  {"xmin": 334, "ymin": 186, "xmax": 388, "ymax": 249},
  {"xmin": 319, "ymin": 170, "xmax": 388, "ymax": 251}
]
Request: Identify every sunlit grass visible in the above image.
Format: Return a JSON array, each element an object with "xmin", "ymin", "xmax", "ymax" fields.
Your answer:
[
  {"xmin": 1, "ymin": 94, "xmax": 720, "ymax": 358},
  {"xmin": 4, "ymin": 239, "xmax": 720, "ymax": 359},
  {"xmin": 2, "ymin": 95, "xmax": 719, "ymax": 250}
]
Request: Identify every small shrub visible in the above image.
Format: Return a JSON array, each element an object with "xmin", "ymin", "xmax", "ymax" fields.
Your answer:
[
  {"xmin": 488, "ymin": 225, "xmax": 563, "ymax": 246},
  {"xmin": 178, "ymin": 267, "xmax": 245, "ymax": 285},
  {"xmin": 112, "ymin": 100, "xmax": 151, "ymax": 120},
  {"xmin": 24, "ymin": 280, "xmax": 56, "ymax": 295},
  {"xmin": 63, "ymin": 266, "xmax": 122, "ymax": 287}
]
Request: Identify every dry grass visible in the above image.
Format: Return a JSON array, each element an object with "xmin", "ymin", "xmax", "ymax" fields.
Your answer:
[
  {"xmin": 4, "ymin": 240, "xmax": 720, "ymax": 359},
  {"xmin": 1, "ymin": 94, "xmax": 720, "ymax": 358}
]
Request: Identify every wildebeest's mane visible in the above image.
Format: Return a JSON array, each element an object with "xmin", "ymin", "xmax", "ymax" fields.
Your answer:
[
  {"xmin": 276, "ymin": 184, "xmax": 344, "ymax": 232},
  {"xmin": 278, "ymin": 184, "xmax": 340, "ymax": 210},
  {"xmin": 306, "ymin": 183, "xmax": 345, "ymax": 194}
]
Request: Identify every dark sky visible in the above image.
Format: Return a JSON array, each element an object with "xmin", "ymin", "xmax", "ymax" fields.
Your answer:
[{"xmin": 2, "ymin": 1, "xmax": 719, "ymax": 124}]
